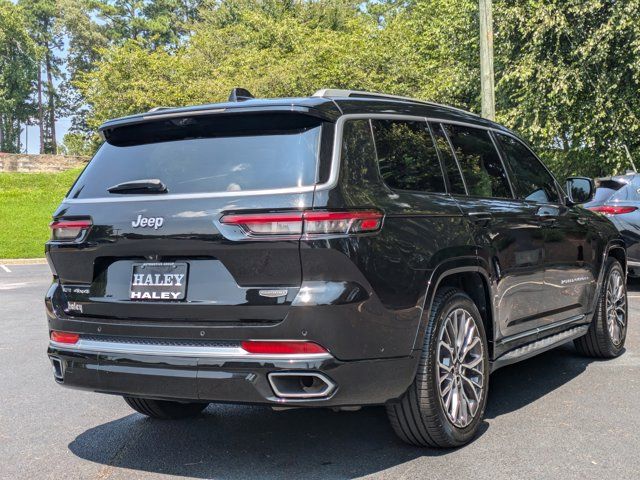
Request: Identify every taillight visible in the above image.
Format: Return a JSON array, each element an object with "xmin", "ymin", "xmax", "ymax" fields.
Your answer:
[
  {"xmin": 220, "ymin": 212, "xmax": 304, "ymax": 235},
  {"xmin": 219, "ymin": 210, "xmax": 383, "ymax": 237},
  {"xmin": 240, "ymin": 340, "xmax": 328, "ymax": 355},
  {"xmin": 50, "ymin": 331, "xmax": 80, "ymax": 344},
  {"xmin": 588, "ymin": 206, "xmax": 638, "ymax": 215},
  {"xmin": 303, "ymin": 211, "xmax": 383, "ymax": 234},
  {"xmin": 49, "ymin": 219, "xmax": 92, "ymax": 241}
]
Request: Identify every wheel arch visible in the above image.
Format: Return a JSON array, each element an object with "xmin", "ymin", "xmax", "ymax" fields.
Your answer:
[
  {"xmin": 607, "ymin": 243, "xmax": 626, "ymax": 274},
  {"xmin": 413, "ymin": 259, "xmax": 495, "ymax": 359},
  {"xmin": 588, "ymin": 240, "xmax": 627, "ymax": 315}
]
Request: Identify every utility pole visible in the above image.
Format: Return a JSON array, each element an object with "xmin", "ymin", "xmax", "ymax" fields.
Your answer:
[{"xmin": 479, "ymin": 0, "xmax": 496, "ymax": 121}]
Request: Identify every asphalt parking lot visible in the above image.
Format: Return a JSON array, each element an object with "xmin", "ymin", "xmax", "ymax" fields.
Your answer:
[{"xmin": 1, "ymin": 263, "xmax": 639, "ymax": 480}]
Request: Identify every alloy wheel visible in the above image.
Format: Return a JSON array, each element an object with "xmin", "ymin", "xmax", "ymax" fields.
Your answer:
[
  {"xmin": 605, "ymin": 269, "xmax": 626, "ymax": 346},
  {"xmin": 437, "ymin": 308, "xmax": 485, "ymax": 428}
]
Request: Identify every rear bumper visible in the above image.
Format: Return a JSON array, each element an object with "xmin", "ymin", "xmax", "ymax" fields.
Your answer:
[{"xmin": 47, "ymin": 341, "xmax": 417, "ymax": 407}]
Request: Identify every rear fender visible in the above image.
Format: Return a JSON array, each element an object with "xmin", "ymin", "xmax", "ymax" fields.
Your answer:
[{"xmin": 411, "ymin": 257, "xmax": 494, "ymax": 353}]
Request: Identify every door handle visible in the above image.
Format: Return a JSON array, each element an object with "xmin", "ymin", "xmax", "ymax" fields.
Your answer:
[
  {"xmin": 541, "ymin": 217, "xmax": 558, "ymax": 227},
  {"xmin": 535, "ymin": 206, "xmax": 559, "ymax": 227},
  {"xmin": 468, "ymin": 212, "xmax": 493, "ymax": 224}
]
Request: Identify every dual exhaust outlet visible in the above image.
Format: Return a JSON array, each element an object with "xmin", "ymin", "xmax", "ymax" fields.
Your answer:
[{"xmin": 267, "ymin": 372, "xmax": 336, "ymax": 399}]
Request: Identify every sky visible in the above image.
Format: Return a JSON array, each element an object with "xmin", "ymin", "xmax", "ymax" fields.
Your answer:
[{"xmin": 21, "ymin": 119, "xmax": 71, "ymax": 154}]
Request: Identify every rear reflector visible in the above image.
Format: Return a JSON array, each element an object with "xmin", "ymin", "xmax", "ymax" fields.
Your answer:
[
  {"xmin": 49, "ymin": 219, "xmax": 92, "ymax": 241},
  {"xmin": 588, "ymin": 205, "xmax": 638, "ymax": 215},
  {"xmin": 220, "ymin": 210, "xmax": 383, "ymax": 236},
  {"xmin": 50, "ymin": 331, "xmax": 80, "ymax": 344},
  {"xmin": 240, "ymin": 340, "xmax": 328, "ymax": 355}
]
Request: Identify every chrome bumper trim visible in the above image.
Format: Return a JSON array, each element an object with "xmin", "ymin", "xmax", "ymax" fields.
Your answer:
[{"xmin": 49, "ymin": 339, "xmax": 333, "ymax": 361}]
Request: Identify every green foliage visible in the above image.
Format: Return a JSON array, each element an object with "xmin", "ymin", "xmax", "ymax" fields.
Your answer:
[
  {"xmin": 78, "ymin": 0, "xmax": 480, "ymax": 130},
  {"xmin": 40, "ymin": 0, "xmax": 640, "ymax": 179},
  {"xmin": 0, "ymin": 169, "xmax": 82, "ymax": 258},
  {"xmin": 75, "ymin": 40, "xmax": 195, "ymax": 128},
  {"xmin": 0, "ymin": 0, "xmax": 37, "ymax": 152},
  {"xmin": 61, "ymin": 131, "xmax": 98, "ymax": 155},
  {"xmin": 495, "ymin": 0, "xmax": 640, "ymax": 178}
]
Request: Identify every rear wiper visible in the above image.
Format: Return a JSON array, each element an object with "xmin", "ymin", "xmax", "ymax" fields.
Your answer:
[{"xmin": 107, "ymin": 179, "xmax": 168, "ymax": 194}]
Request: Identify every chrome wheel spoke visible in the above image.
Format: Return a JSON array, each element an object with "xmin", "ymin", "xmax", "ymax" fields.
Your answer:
[
  {"xmin": 439, "ymin": 360, "xmax": 453, "ymax": 373},
  {"xmin": 462, "ymin": 354, "xmax": 482, "ymax": 370},
  {"xmin": 605, "ymin": 270, "xmax": 626, "ymax": 346},
  {"xmin": 437, "ymin": 307, "xmax": 485, "ymax": 428},
  {"xmin": 460, "ymin": 335, "xmax": 480, "ymax": 362},
  {"xmin": 461, "ymin": 374, "xmax": 482, "ymax": 399}
]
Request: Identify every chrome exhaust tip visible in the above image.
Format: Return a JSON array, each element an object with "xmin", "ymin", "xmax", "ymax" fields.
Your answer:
[
  {"xmin": 50, "ymin": 357, "xmax": 64, "ymax": 382},
  {"xmin": 267, "ymin": 372, "xmax": 336, "ymax": 399}
]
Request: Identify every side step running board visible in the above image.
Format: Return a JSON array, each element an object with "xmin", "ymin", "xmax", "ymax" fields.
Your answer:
[{"xmin": 491, "ymin": 325, "xmax": 589, "ymax": 372}]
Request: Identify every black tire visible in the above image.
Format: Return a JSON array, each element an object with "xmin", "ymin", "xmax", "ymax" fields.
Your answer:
[
  {"xmin": 123, "ymin": 396, "xmax": 208, "ymax": 419},
  {"xmin": 386, "ymin": 287, "xmax": 490, "ymax": 448},
  {"xmin": 574, "ymin": 258, "xmax": 627, "ymax": 358}
]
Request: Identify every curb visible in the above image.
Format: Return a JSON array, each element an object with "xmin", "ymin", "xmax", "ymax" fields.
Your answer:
[{"xmin": 0, "ymin": 258, "xmax": 48, "ymax": 265}]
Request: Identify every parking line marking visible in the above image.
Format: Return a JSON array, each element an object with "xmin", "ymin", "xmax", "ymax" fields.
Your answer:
[
  {"xmin": 0, "ymin": 265, "xmax": 10, "ymax": 273},
  {"xmin": 0, "ymin": 282, "xmax": 28, "ymax": 290}
]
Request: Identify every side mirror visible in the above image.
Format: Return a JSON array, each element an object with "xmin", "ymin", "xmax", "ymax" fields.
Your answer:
[{"xmin": 565, "ymin": 177, "xmax": 595, "ymax": 204}]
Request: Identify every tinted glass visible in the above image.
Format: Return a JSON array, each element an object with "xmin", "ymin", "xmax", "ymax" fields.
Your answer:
[
  {"xmin": 496, "ymin": 133, "xmax": 559, "ymax": 203},
  {"xmin": 68, "ymin": 114, "xmax": 321, "ymax": 198},
  {"xmin": 340, "ymin": 119, "xmax": 378, "ymax": 185},
  {"xmin": 444, "ymin": 125, "xmax": 512, "ymax": 198},
  {"xmin": 591, "ymin": 180, "xmax": 624, "ymax": 203},
  {"xmin": 371, "ymin": 119, "xmax": 446, "ymax": 193},
  {"xmin": 430, "ymin": 122, "xmax": 466, "ymax": 195}
]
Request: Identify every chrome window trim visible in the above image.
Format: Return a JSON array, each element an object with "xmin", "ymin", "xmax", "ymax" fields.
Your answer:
[
  {"xmin": 49, "ymin": 339, "xmax": 333, "ymax": 360},
  {"xmin": 61, "ymin": 112, "xmax": 537, "ymax": 205}
]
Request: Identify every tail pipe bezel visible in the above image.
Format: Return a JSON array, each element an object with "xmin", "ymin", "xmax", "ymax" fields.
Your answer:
[
  {"xmin": 50, "ymin": 357, "xmax": 64, "ymax": 382},
  {"xmin": 267, "ymin": 371, "xmax": 336, "ymax": 399}
]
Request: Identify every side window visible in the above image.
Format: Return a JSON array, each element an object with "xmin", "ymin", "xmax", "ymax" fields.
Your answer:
[
  {"xmin": 496, "ymin": 133, "xmax": 560, "ymax": 203},
  {"xmin": 370, "ymin": 119, "xmax": 446, "ymax": 193},
  {"xmin": 444, "ymin": 124, "xmax": 512, "ymax": 199},
  {"xmin": 430, "ymin": 122, "xmax": 466, "ymax": 195},
  {"xmin": 340, "ymin": 119, "xmax": 378, "ymax": 186}
]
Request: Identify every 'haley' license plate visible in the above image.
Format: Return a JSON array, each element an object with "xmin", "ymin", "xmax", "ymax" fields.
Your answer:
[{"xmin": 130, "ymin": 262, "xmax": 188, "ymax": 300}]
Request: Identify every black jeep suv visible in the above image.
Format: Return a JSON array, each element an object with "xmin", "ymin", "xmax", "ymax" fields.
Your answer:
[{"xmin": 46, "ymin": 89, "xmax": 628, "ymax": 447}]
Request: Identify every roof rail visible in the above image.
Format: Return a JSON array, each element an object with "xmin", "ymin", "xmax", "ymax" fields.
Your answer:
[
  {"xmin": 312, "ymin": 89, "xmax": 479, "ymax": 118},
  {"xmin": 147, "ymin": 106, "xmax": 174, "ymax": 113}
]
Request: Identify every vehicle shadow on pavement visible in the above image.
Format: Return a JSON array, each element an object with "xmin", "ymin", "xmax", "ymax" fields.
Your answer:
[
  {"xmin": 69, "ymin": 404, "xmax": 455, "ymax": 479},
  {"xmin": 486, "ymin": 343, "xmax": 594, "ymax": 419},
  {"xmin": 68, "ymin": 344, "xmax": 599, "ymax": 479}
]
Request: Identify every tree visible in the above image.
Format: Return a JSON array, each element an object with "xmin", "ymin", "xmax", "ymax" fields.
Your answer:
[
  {"xmin": 73, "ymin": 0, "xmax": 640, "ymax": 180},
  {"xmin": 77, "ymin": 0, "xmax": 481, "ymax": 130},
  {"xmin": 494, "ymin": 0, "xmax": 640, "ymax": 178},
  {"xmin": 0, "ymin": 0, "xmax": 37, "ymax": 153},
  {"xmin": 19, "ymin": 0, "xmax": 65, "ymax": 154}
]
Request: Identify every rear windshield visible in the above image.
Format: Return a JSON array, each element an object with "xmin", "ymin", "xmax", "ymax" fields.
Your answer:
[
  {"xmin": 68, "ymin": 113, "xmax": 322, "ymax": 198},
  {"xmin": 592, "ymin": 179, "xmax": 625, "ymax": 203}
]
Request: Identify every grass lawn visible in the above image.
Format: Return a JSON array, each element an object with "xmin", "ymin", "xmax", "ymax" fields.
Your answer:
[{"xmin": 0, "ymin": 169, "xmax": 82, "ymax": 259}]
